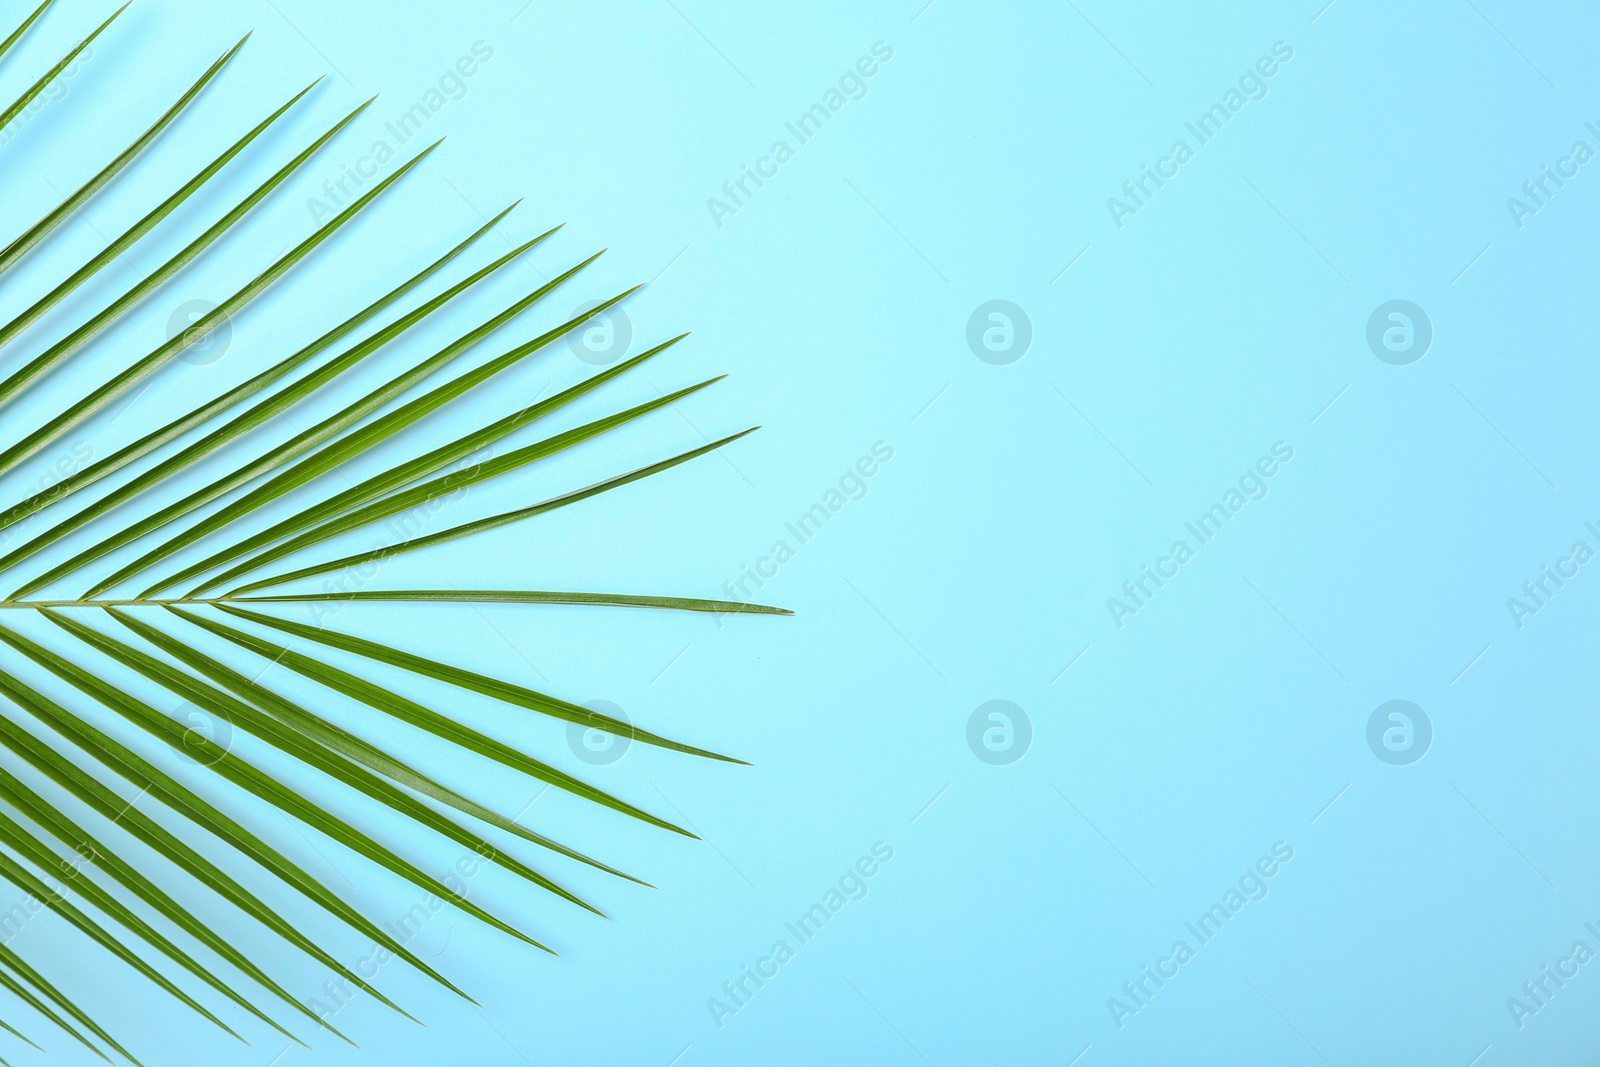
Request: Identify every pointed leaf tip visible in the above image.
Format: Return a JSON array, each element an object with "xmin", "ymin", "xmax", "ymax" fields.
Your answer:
[{"xmin": 488, "ymin": 200, "xmax": 522, "ymax": 225}]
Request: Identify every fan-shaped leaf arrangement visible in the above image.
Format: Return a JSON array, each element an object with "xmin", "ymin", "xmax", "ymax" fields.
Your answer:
[{"xmin": 0, "ymin": 2, "xmax": 784, "ymax": 1058}]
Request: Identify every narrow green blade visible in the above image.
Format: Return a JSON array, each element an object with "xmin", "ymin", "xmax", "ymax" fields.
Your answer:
[
  {"xmin": 234, "ymin": 589, "xmax": 791, "ymax": 614},
  {"xmin": 233, "ymin": 428, "xmax": 760, "ymax": 593},
  {"xmin": 0, "ymin": 108, "xmax": 422, "ymax": 462},
  {"xmin": 209, "ymin": 372, "xmax": 720, "ymax": 595},
  {"xmin": 187, "ymin": 335, "xmax": 690, "ymax": 594},
  {"xmin": 140, "ymin": 279, "xmax": 638, "ymax": 597},
  {"xmin": 0, "ymin": 670, "xmax": 407, "ymax": 1024},
  {"xmin": 43, "ymin": 610, "xmax": 556, "ymax": 953},
  {"xmin": 0, "ymin": 995, "xmax": 38, "ymax": 1052},
  {"xmin": 0, "ymin": 631, "xmax": 468, "ymax": 1003},
  {"xmin": 0, "ymin": 1010, "xmax": 39, "ymax": 1054},
  {"xmin": 0, "ymin": 204, "xmax": 515, "ymax": 543},
  {"xmin": 0, "ymin": 32, "xmax": 250, "ymax": 277},
  {"xmin": 0, "ymin": 76, "xmax": 322, "ymax": 353},
  {"xmin": 0, "ymin": 1, "xmax": 54, "ymax": 70},
  {"xmin": 0, "ymin": 209, "xmax": 532, "ymax": 585},
  {"xmin": 0, "ymin": 3, "xmax": 123, "ymax": 136},
  {"xmin": 69, "ymin": 249, "xmax": 597, "ymax": 600},
  {"xmin": 212, "ymin": 602, "xmax": 749, "ymax": 762}
]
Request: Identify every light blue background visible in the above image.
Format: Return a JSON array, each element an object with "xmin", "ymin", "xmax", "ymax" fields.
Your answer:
[{"xmin": 1, "ymin": 0, "xmax": 1598, "ymax": 1064}]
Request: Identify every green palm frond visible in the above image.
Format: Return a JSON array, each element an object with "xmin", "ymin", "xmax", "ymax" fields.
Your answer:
[{"xmin": 0, "ymin": 5, "xmax": 785, "ymax": 1059}]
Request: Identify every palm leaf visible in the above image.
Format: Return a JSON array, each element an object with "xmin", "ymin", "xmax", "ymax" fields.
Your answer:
[
  {"xmin": 0, "ymin": 204, "xmax": 512, "ymax": 542},
  {"xmin": 0, "ymin": 837, "xmax": 248, "ymax": 1041},
  {"xmin": 0, "ymin": 947, "xmax": 121, "ymax": 1064},
  {"xmin": 184, "ymin": 337, "xmax": 702, "ymax": 595},
  {"xmin": 0, "ymin": 206, "xmax": 525, "ymax": 574},
  {"xmin": 0, "ymin": 4, "xmax": 786, "ymax": 1059},
  {"xmin": 0, "ymin": 1, "xmax": 53, "ymax": 72},
  {"xmin": 0, "ymin": 762, "xmax": 338, "ymax": 1043},
  {"xmin": 222, "ymin": 429, "xmax": 762, "ymax": 594},
  {"xmin": 0, "ymin": 669, "xmax": 414, "ymax": 1022},
  {"xmin": 210, "ymin": 601, "xmax": 747, "ymax": 761},
  {"xmin": 0, "ymin": 3, "xmax": 120, "ymax": 136},
  {"xmin": 117, "ymin": 271, "xmax": 630, "ymax": 599},
  {"xmin": 0, "ymin": 121, "xmax": 430, "ymax": 464},
  {"xmin": 0, "ymin": 32, "xmax": 250, "ymax": 276},
  {"xmin": 0, "ymin": 75, "xmax": 321, "ymax": 352}
]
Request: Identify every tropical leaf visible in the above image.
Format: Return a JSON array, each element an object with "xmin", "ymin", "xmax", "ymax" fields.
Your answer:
[
  {"xmin": 0, "ymin": 75, "xmax": 322, "ymax": 352},
  {"xmin": 0, "ymin": 2, "xmax": 55, "ymax": 71},
  {"xmin": 0, "ymin": 3, "xmax": 120, "ymax": 136},
  {"xmin": 0, "ymin": 202, "xmax": 512, "ymax": 542},
  {"xmin": 0, "ymin": 31, "xmax": 250, "ymax": 277},
  {"xmin": 0, "ymin": 4, "xmax": 784, "ymax": 1059}
]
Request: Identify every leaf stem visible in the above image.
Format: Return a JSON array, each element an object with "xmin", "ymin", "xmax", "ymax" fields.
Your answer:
[{"xmin": 0, "ymin": 598, "xmax": 228, "ymax": 609}]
